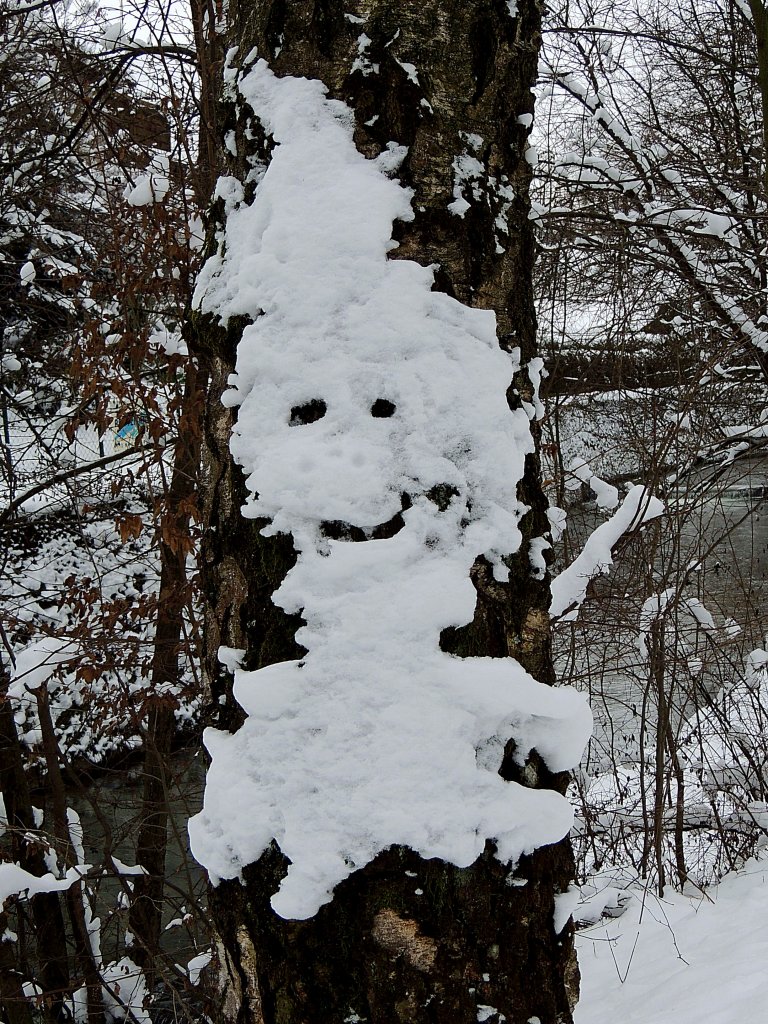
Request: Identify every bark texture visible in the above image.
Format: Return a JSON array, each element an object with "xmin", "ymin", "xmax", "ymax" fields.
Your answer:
[
  {"xmin": 190, "ymin": 1, "xmax": 579, "ymax": 1021},
  {"xmin": 129, "ymin": 362, "xmax": 205, "ymax": 973},
  {"xmin": 0, "ymin": 696, "xmax": 70, "ymax": 1023}
]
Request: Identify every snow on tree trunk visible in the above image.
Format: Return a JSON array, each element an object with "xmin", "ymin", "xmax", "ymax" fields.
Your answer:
[{"xmin": 188, "ymin": 2, "xmax": 591, "ymax": 1021}]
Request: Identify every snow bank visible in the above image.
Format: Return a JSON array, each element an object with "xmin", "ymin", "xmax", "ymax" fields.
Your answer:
[
  {"xmin": 576, "ymin": 861, "xmax": 768, "ymax": 1024},
  {"xmin": 189, "ymin": 60, "xmax": 591, "ymax": 919}
]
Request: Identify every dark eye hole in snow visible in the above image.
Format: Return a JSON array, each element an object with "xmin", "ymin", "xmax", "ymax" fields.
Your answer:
[
  {"xmin": 426, "ymin": 483, "xmax": 460, "ymax": 512},
  {"xmin": 370, "ymin": 398, "xmax": 396, "ymax": 418},
  {"xmin": 321, "ymin": 494, "xmax": 412, "ymax": 542},
  {"xmin": 289, "ymin": 399, "xmax": 327, "ymax": 425}
]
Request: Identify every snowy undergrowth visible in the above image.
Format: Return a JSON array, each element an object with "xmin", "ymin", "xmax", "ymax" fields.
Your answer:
[
  {"xmin": 575, "ymin": 857, "xmax": 768, "ymax": 1024},
  {"xmin": 571, "ymin": 646, "xmax": 768, "ymax": 887},
  {"xmin": 4, "ymin": 499, "xmax": 198, "ymax": 765},
  {"xmin": 189, "ymin": 59, "xmax": 592, "ymax": 919}
]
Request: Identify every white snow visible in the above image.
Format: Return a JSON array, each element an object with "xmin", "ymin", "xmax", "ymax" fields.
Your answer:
[
  {"xmin": 0, "ymin": 863, "xmax": 85, "ymax": 906},
  {"xmin": 124, "ymin": 155, "xmax": 170, "ymax": 207},
  {"xmin": 477, "ymin": 1007, "xmax": 506, "ymax": 1023},
  {"xmin": 217, "ymin": 646, "xmax": 245, "ymax": 672},
  {"xmin": 67, "ymin": 808, "xmax": 101, "ymax": 964},
  {"xmin": 448, "ymin": 152, "xmax": 485, "ymax": 218},
  {"xmin": 109, "ymin": 857, "xmax": 148, "ymax": 876},
  {"xmin": 177, "ymin": 950, "xmax": 212, "ymax": 986},
  {"xmin": 547, "ymin": 505, "xmax": 567, "ymax": 543},
  {"xmin": 529, "ymin": 536, "xmax": 550, "ymax": 578},
  {"xmin": 352, "ymin": 34, "xmax": 379, "ymax": 77},
  {"xmin": 148, "ymin": 321, "xmax": 187, "ymax": 357},
  {"xmin": 553, "ymin": 884, "xmax": 580, "ymax": 933},
  {"xmin": 550, "ymin": 486, "xmax": 664, "ymax": 620},
  {"xmin": 189, "ymin": 61, "xmax": 591, "ymax": 919},
  {"xmin": 100, "ymin": 21, "xmax": 126, "ymax": 51},
  {"xmin": 527, "ymin": 356, "xmax": 546, "ymax": 421},
  {"xmin": 101, "ymin": 957, "xmax": 149, "ymax": 1024},
  {"xmin": 10, "ymin": 636, "xmax": 79, "ymax": 693},
  {"xmin": 396, "ymin": 60, "xmax": 420, "ymax": 85},
  {"xmin": 576, "ymin": 861, "xmax": 768, "ymax": 1024},
  {"xmin": 566, "ymin": 457, "xmax": 619, "ymax": 510}
]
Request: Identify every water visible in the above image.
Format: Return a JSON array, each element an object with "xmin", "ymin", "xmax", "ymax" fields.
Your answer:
[
  {"xmin": 63, "ymin": 748, "xmax": 207, "ymax": 964},
  {"xmin": 555, "ymin": 464, "xmax": 768, "ymax": 770}
]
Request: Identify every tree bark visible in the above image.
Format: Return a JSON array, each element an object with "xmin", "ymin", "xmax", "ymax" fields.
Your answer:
[
  {"xmin": 36, "ymin": 684, "xmax": 104, "ymax": 1024},
  {"xmin": 191, "ymin": 2, "xmax": 579, "ymax": 1021},
  {"xmin": 0, "ymin": 694, "xmax": 71, "ymax": 1023},
  {"xmin": 129, "ymin": 363, "xmax": 205, "ymax": 974},
  {"xmin": 129, "ymin": 1, "xmax": 220, "ymax": 967},
  {"xmin": 0, "ymin": 910, "xmax": 33, "ymax": 1024}
]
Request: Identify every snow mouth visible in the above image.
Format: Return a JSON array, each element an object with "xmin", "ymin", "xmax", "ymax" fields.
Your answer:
[
  {"xmin": 318, "ymin": 485, "xmax": 462, "ymax": 542},
  {"xmin": 320, "ymin": 496, "xmax": 411, "ymax": 542}
]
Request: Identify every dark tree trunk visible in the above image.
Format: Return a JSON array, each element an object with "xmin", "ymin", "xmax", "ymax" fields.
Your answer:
[
  {"xmin": 0, "ymin": 695, "xmax": 71, "ymax": 1024},
  {"xmin": 36, "ymin": 685, "xmax": 104, "ymax": 1024},
  {"xmin": 129, "ymin": 363, "xmax": 205, "ymax": 974},
  {"xmin": 190, "ymin": 2, "xmax": 579, "ymax": 1021},
  {"xmin": 0, "ymin": 909, "xmax": 33, "ymax": 1024}
]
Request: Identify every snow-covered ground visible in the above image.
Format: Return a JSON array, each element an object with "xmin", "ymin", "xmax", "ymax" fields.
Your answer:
[{"xmin": 576, "ymin": 859, "xmax": 768, "ymax": 1024}]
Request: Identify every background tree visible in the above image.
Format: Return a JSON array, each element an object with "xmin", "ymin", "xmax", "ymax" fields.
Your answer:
[
  {"xmin": 536, "ymin": 0, "xmax": 768, "ymax": 392},
  {"xmin": 534, "ymin": 0, "xmax": 768, "ymax": 897},
  {"xmin": 0, "ymin": 3, "xmax": 215, "ymax": 1018}
]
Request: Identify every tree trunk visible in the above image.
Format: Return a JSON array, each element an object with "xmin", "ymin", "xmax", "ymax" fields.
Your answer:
[
  {"xmin": 129, "ymin": 363, "xmax": 205, "ymax": 974},
  {"xmin": 0, "ymin": 910, "xmax": 33, "ymax": 1024},
  {"xmin": 129, "ymin": 2, "xmax": 219, "ymax": 967},
  {"xmin": 36, "ymin": 684, "xmax": 104, "ymax": 1024},
  {"xmin": 0, "ymin": 693, "xmax": 71, "ymax": 1023},
  {"xmin": 191, "ymin": 2, "xmax": 580, "ymax": 1021}
]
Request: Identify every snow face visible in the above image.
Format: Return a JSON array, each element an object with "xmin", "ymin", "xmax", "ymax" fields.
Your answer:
[{"xmin": 189, "ymin": 60, "xmax": 592, "ymax": 919}]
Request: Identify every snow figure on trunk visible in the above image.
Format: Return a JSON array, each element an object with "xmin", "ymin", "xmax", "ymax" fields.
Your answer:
[{"xmin": 189, "ymin": 59, "xmax": 592, "ymax": 921}]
